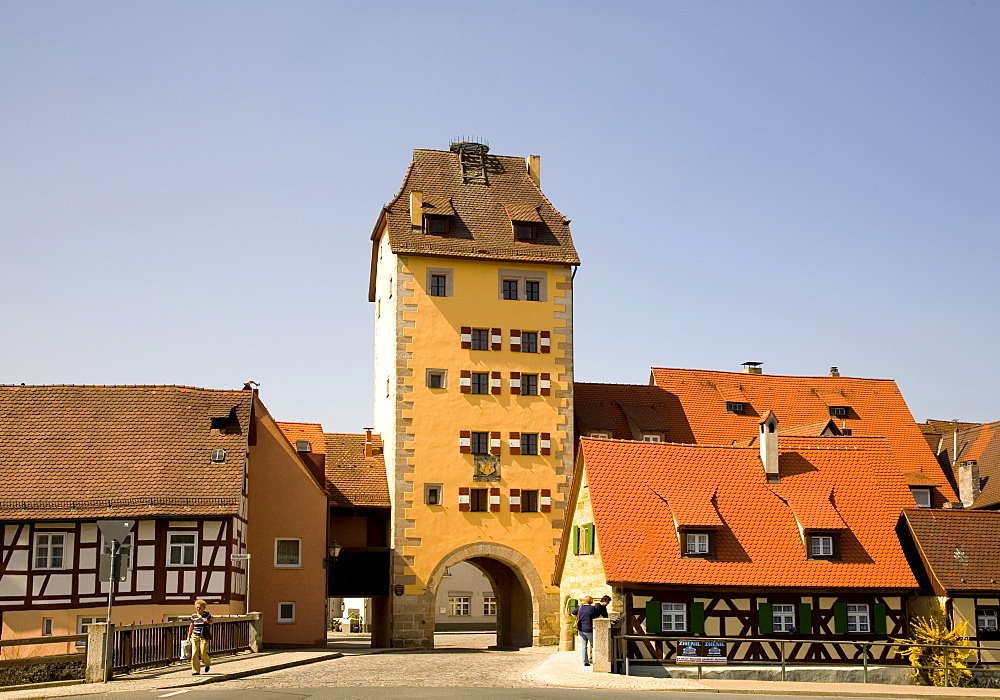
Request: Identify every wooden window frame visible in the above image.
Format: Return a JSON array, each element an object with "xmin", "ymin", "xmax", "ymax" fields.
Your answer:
[
  {"xmin": 424, "ymin": 214, "xmax": 451, "ymax": 234},
  {"xmin": 470, "ymin": 432, "xmax": 489, "ymax": 455},
  {"xmin": 502, "ymin": 279, "xmax": 519, "ymax": 300},
  {"xmin": 525, "ymin": 279, "xmax": 540, "ymax": 301},
  {"xmin": 521, "ymin": 490, "xmax": 539, "ymax": 513},
  {"xmin": 470, "ymin": 488, "xmax": 489, "ymax": 512},
  {"xmin": 513, "ymin": 221, "xmax": 536, "ymax": 240},
  {"xmin": 521, "ymin": 331, "xmax": 539, "ymax": 354},
  {"xmin": 520, "ymin": 374, "xmax": 538, "ymax": 396},
  {"xmin": 470, "ymin": 372, "xmax": 489, "ymax": 395},
  {"xmin": 470, "ymin": 329, "xmax": 490, "ymax": 351}
]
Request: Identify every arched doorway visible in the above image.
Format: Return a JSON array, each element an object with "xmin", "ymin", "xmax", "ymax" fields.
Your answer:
[{"xmin": 426, "ymin": 543, "xmax": 546, "ymax": 649}]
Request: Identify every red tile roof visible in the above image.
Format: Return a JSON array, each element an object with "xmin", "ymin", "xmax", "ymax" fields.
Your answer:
[
  {"xmin": 902, "ymin": 509, "xmax": 1000, "ymax": 594},
  {"xmin": 373, "ymin": 147, "xmax": 579, "ymax": 267},
  {"xmin": 578, "ymin": 436, "xmax": 918, "ymax": 588},
  {"xmin": 276, "ymin": 423, "xmax": 390, "ymax": 508},
  {"xmin": 0, "ymin": 385, "xmax": 251, "ymax": 519}
]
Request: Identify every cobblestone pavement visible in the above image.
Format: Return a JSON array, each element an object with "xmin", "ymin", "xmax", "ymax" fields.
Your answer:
[{"xmin": 203, "ymin": 635, "xmax": 552, "ymax": 690}]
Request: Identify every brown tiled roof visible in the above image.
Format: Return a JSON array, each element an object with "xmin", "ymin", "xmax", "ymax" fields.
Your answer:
[
  {"xmin": 648, "ymin": 368, "xmax": 957, "ymax": 501},
  {"xmin": 323, "ymin": 433, "xmax": 389, "ymax": 508},
  {"xmin": 574, "ymin": 383, "xmax": 688, "ymax": 442},
  {"xmin": 374, "ymin": 148, "xmax": 579, "ymax": 266},
  {"xmin": 0, "ymin": 385, "xmax": 252, "ymax": 520},
  {"xmin": 578, "ymin": 436, "xmax": 918, "ymax": 588},
  {"xmin": 943, "ymin": 421, "xmax": 1000, "ymax": 508},
  {"xmin": 902, "ymin": 509, "xmax": 1000, "ymax": 594}
]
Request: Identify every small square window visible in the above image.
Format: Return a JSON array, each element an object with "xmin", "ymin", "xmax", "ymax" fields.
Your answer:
[
  {"xmin": 426, "ymin": 369, "xmax": 447, "ymax": 389},
  {"xmin": 521, "ymin": 490, "xmax": 539, "ymax": 512},
  {"xmin": 661, "ymin": 603, "xmax": 687, "ymax": 632},
  {"xmin": 483, "ymin": 596, "xmax": 497, "ymax": 616},
  {"xmin": 430, "ymin": 275, "xmax": 447, "ymax": 297},
  {"xmin": 589, "ymin": 431, "xmax": 611, "ymax": 439},
  {"xmin": 168, "ymin": 533, "xmax": 197, "ymax": 567},
  {"xmin": 211, "ymin": 449, "xmax": 226, "ymax": 463},
  {"xmin": 521, "ymin": 374, "xmax": 538, "ymax": 396},
  {"xmin": 449, "ymin": 596, "xmax": 471, "ymax": 616},
  {"xmin": 425, "ymin": 215, "xmax": 450, "ymax": 234},
  {"xmin": 521, "ymin": 332, "xmax": 538, "ymax": 353},
  {"xmin": 77, "ymin": 616, "xmax": 107, "ymax": 646},
  {"xmin": 426, "ymin": 268, "xmax": 453, "ymax": 297},
  {"xmin": 520, "ymin": 434, "xmax": 539, "ymax": 455},
  {"xmin": 829, "ymin": 406, "xmax": 849, "ymax": 418},
  {"xmin": 911, "ymin": 487, "xmax": 932, "ymax": 508},
  {"xmin": 685, "ymin": 532, "xmax": 710, "ymax": 555},
  {"xmin": 34, "ymin": 533, "xmax": 66, "ymax": 570},
  {"xmin": 295, "ymin": 440, "xmax": 311, "ymax": 452},
  {"xmin": 425, "ymin": 484, "xmax": 443, "ymax": 506},
  {"xmin": 977, "ymin": 608, "xmax": 998, "ymax": 631},
  {"xmin": 274, "ymin": 538, "xmax": 301, "ymax": 568},
  {"xmin": 502, "ymin": 279, "xmax": 519, "ymax": 300},
  {"xmin": 809, "ymin": 534, "xmax": 836, "ymax": 558},
  {"xmin": 471, "ymin": 329, "xmax": 490, "ymax": 351},
  {"xmin": 470, "ymin": 489, "xmax": 489, "ymax": 512},
  {"xmin": 642, "ymin": 433, "xmax": 662, "ymax": 442},
  {"xmin": 846, "ymin": 604, "xmax": 869, "ymax": 633},
  {"xmin": 514, "ymin": 222, "xmax": 536, "ymax": 240},
  {"xmin": 471, "ymin": 372, "xmax": 489, "ymax": 394},
  {"xmin": 726, "ymin": 401, "xmax": 746, "ymax": 414},
  {"xmin": 525, "ymin": 280, "xmax": 540, "ymax": 301},
  {"xmin": 278, "ymin": 602, "xmax": 296, "ymax": 623},
  {"xmin": 470, "ymin": 432, "xmax": 489, "ymax": 455},
  {"xmin": 773, "ymin": 604, "xmax": 796, "ymax": 633}
]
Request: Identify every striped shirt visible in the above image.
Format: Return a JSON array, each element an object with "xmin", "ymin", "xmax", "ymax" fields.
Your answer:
[{"xmin": 190, "ymin": 611, "xmax": 212, "ymax": 636}]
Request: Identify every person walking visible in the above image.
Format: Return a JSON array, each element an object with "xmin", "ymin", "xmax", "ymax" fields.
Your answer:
[
  {"xmin": 187, "ymin": 599, "xmax": 213, "ymax": 674},
  {"xmin": 571, "ymin": 595, "xmax": 608, "ymax": 666}
]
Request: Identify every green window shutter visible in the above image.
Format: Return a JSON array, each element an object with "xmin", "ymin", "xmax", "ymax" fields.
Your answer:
[
  {"xmin": 758, "ymin": 603, "xmax": 773, "ymax": 635},
  {"xmin": 873, "ymin": 603, "xmax": 887, "ymax": 634},
  {"xmin": 572, "ymin": 526, "xmax": 580, "ymax": 555},
  {"xmin": 690, "ymin": 602, "xmax": 705, "ymax": 634},
  {"xmin": 834, "ymin": 603, "xmax": 848, "ymax": 634},
  {"xmin": 798, "ymin": 603, "xmax": 812, "ymax": 634},
  {"xmin": 645, "ymin": 601, "xmax": 662, "ymax": 634},
  {"xmin": 586, "ymin": 523, "xmax": 596, "ymax": 554},
  {"xmin": 567, "ymin": 598, "xmax": 578, "ymax": 613}
]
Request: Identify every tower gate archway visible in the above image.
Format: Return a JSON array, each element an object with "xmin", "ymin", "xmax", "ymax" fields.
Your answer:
[{"xmin": 425, "ymin": 542, "xmax": 556, "ymax": 649}]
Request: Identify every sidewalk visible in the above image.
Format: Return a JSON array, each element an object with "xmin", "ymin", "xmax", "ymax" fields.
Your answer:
[{"xmin": 525, "ymin": 650, "xmax": 1000, "ymax": 699}]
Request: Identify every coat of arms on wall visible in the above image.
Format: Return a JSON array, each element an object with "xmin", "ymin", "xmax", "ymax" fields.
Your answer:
[{"xmin": 474, "ymin": 455, "xmax": 501, "ymax": 481}]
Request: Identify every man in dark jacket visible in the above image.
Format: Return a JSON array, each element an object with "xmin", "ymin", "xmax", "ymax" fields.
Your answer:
[{"xmin": 571, "ymin": 595, "xmax": 608, "ymax": 666}]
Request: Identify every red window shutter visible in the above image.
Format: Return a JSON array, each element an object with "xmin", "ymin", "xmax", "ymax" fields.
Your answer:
[
  {"xmin": 461, "ymin": 326, "xmax": 472, "ymax": 350},
  {"xmin": 491, "ymin": 431, "xmax": 501, "ymax": 455},
  {"xmin": 459, "ymin": 486, "xmax": 471, "ymax": 512},
  {"xmin": 510, "ymin": 488, "xmax": 521, "ymax": 513},
  {"xmin": 490, "ymin": 487, "xmax": 501, "ymax": 512},
  {"xmin": 491, "ymin": 327, "xmax": 502, "ymax": 351},
  {"xmin": 540, "ymin": 373, "xmax": 551, "ymax": 396},
  {"xmin": 460, "ymin": 430, "xmax": 471, "ymax": 454},
  {"xmin": 509, "ymin": 371, "xmax": 521, "ymax": 395},
  {"xmin": 509, "ymin": 431, "xmax": 521, "ymax": 456},
  {"xmin": 541, "ymin": 432, "xmax": 551, "ymax": 456},
  {"xmin": 510, "ymin": 329, "xmax": 521, "ymax": 352},
  {"xmin": 541, "ymin": 488, "xmax": 551, "ymax": 513},
  {"xmin": 540, "ymin": 330, "xmax": 551, "ymax": 354},
  {"xmin": 491, "ymin": 371, "xmax": 501, "ymax": 395},
  {"xmin": 460, "ymin": 369, "xmax": 471, "ymax": 394}
]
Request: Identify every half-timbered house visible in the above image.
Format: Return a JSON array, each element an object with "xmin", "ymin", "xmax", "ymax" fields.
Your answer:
[
  {"xmin": 0, "ymin": 384, "xmax": 328, "ymax": 650},
  {"xmin": 556, "ymin": 414, "xmax": 929, "ymax": 666}
]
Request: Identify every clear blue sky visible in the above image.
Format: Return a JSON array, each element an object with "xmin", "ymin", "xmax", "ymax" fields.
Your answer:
[{"xmin": 3, "ymin": 1, "xmax": 998, "ymax": 431}]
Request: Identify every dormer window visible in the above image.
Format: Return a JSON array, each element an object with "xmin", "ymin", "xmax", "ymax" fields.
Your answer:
[
  {"xmin": 642, "ymin": 433, "xmax": 662, "ymax": 442},
  {"xmin": 295, "ymin": 440, "xmax": 311, "ymax": 453},
  {"xmin": 829, "ymin": 406, "xmax": 849, "ymax": 418},
  {"xmin": 726, "ymin": 401, "xmax": 746, "ymax": 414},
  {"xmin": 807, "ymin": 532, "xmax": 840, "ymax": 559},
  {"xmin": 910, "ymin": 487, "xmax": 932, "ymax": 508},
  {"xmin": 514, "ymin": 222, "xmax": 536, "ymax": 240},
  {"xmin": 424, "ymin": 215, "xmax": 450, "ymax": 234},
  {"xmin": 682, "ymin": 530, "xmax": 715, "ymax": 558}
]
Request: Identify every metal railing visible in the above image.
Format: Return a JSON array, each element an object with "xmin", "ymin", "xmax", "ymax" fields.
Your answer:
[
  {"xmin": 614, "ymin": 634, "xmax": 1000, "ymax": 686},
  {"xmin": 112, "ymin": 616, "xmax": 256, "ymax": 674}
]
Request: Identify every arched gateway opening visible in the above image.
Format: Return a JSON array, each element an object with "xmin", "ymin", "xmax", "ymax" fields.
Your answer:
[{"xmin": 427, "ymin": 542, "xmax": 546, "ymax": 649}]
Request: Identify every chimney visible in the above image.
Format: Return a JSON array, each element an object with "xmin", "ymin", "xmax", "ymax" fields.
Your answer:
[
  {"xmin": 527, "ymin": 155, "xmax": 541, "ymax": 187},
  {"xmin": 410, "ymin": 190, "xmax": 423, "ymax": 227},
  {"xmin": 742, "ymin": 362, "xmax": 763, "ymax": 375},
  {"xmin": 364, "ymin": 427, "xmax": 374, "ymax": 460},
  {"xmin": 759, "ymin": 411, "xmax": 779, "ymax": 482},
  {"xmin": 829, "ymin": 366, "xmax": 840, "ymax": 377},
  {"xmin": 958, "ymin": 460, "xmax": 981, "ymax": 507}
]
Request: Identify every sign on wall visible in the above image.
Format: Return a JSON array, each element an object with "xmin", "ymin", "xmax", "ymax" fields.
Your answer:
[{"xmin": 676, "ymin": 640, "xmax": 727, "ymax": 664}]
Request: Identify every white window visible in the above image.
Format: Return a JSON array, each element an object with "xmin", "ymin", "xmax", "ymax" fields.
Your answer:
[
  {"xmin": 42, "ymin": 618, "xmax": 53, "ymax": 636},
  {"xmin": 77, "ymin": 616, "xmax": 107, "ymax": 646},
  {"xmin": 977, "ymin": 608, "xmax": 998, "ymax": 631},
  {"xmin": 911, "ymin": 488, "xmax": 932, "ymax": 508},
  {"xmin": 167, "ymin": 533, "xmax": 197, "ymax": 566},
  {"xmin": 278, "ymin": 602, "xmax": 296, "ymax": 623},
  {"xmin": 642, "ymin": 433, "xmax": 662, "ymax": 442},
  {"xmin": 34, "ymin": 533, "xmax": 66, "ymax": 569},
  {"xmin": 846, "ymin": 604, "xmax": 870, "ymax": 633},
  {"xmin": 102, "ymin": 533, "xmax": 133, "ymax": 569},
  {"xmin": 274, "ymin": 538, "xmax": 302, "ymax": 568},
  {"xmin": 773, "ymin": 604, "xmax": 796, "ymax": 633},
  {"xmin": 484, "ymin": 596, "xmax": 497, "ymax": 616},
  {"xmin": 686, "ymin": 533, "xmax": 709, "ymax": 554},
  {"xmin": 811, "ymin": 535, "xmax": 834, "ymax": 557},
  {"xmin": 661, "ymin": 603, "xmax": 686, "ymax": 632},
  {"xmin": 589, "ymin": 432, "xmax": 610, "ymax": 439},
  {"xmin": 449, "ymin": 596, "xmax": 471, "ymax": 616}
]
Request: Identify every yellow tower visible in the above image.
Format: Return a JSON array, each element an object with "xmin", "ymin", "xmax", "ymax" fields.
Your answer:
[{"xmin": 369, "ymin": 142, "xmax": 579, "ymax": 647}]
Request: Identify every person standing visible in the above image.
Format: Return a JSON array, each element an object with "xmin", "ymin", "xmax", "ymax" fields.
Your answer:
[
  {"xmin": 187, "ymin": 599, "xmax": 213, "ymax": 674},
  {"xmin": 571, "ymin": 595, "xmax": 608, "ymax": 666}
]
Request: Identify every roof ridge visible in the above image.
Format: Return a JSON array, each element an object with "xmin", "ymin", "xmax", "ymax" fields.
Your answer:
[
  {"xmin": 650, "ymin": 367, "xmax": 896, "ymax": 382},
  {"xmin": 0, "ymin": 384, "xmax": 249, "ymax": 392}
]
